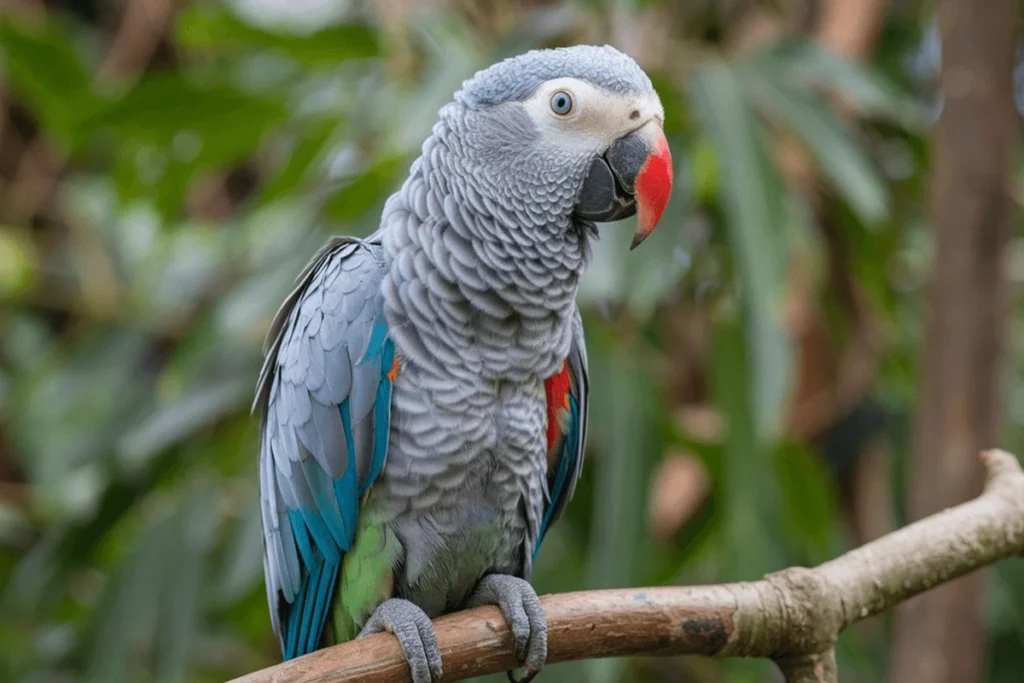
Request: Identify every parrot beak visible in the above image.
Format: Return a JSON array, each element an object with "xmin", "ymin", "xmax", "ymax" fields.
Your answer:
[{"xmin": 573, "ymin": 120, "xmax": 673, "ymax": 249}]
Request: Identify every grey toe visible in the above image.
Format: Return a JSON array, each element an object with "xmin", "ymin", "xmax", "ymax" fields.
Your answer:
[
  {"xmin": 358, "ymin": 598, "xmax": 442, "ymax": 683},
  {"xmin": 469, "ymin": 574, "xmax": 548, "ymax": 681}
]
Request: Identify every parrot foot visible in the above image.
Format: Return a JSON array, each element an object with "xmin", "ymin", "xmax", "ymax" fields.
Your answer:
[
  {"xmin": 468, "ymin": 574, "xmax": 547, "ymax": 683},
  {"xmin": 358, "ymin": 598, "xmax": 443, "ymax": 683}
]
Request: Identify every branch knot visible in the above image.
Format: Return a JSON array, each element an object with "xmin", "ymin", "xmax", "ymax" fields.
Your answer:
[{"xmin": 765, "ymin": 567, "xmax": 843, "ymax": 656}]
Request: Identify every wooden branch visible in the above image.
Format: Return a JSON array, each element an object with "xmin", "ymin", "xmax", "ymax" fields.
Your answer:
[{"xmin": 231, "ymin": 450, "xmax": 1024, "ymax": 683}]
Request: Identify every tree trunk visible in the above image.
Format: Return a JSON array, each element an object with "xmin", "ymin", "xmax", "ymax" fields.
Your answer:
[{"xmin": 889, "ymin": 2, "xmax": 1018, "ymax": 682}]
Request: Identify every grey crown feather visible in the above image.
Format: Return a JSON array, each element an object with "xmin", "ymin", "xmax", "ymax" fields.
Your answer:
[{"xmin": 457, "ymin": 44, "xmax": 653, "ymax": 107}]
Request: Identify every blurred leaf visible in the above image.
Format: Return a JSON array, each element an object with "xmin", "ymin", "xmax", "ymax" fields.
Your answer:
[
  {"xmin": 79, "ymin": 73, "xmax": 288, "ymax": 213},
  {"xmin": 583, "ymin": 326, "xmax": 660, "ymax": 683},
  {"xmin": 771, "ymin": 440, "xmax": 841, "ymax": 564},
  {"xmin": 80, "ymin": 485, "xmax": 217, "ymax": 683},
  {"xmin": 214, "ymin": 494, "xmax": 264, "ymax": 607},
  {"xmin": 690, "ymin": 136, "xmax": 719, "ymax": 202},
  {"xmin": 578, "ymin": 207, "xmax": 694, "ymax": 317},
  {"xmin": 758, "ymin": 38, "xmax": 927, "ymax": 130},
  {"xmin": 709, "ymin": 313, "xmax": 786, "ymax": 581},
  {"xmin": 86, "ymin": 512, "xmax": 172, "ymax": 683},
  {"xmin": 118, "ymin": 380, "xmax": 252, "ymax": 472},
  {"xmin": 0, "ymin": 497, "xmax": 31, "ymax": 546},
  {"xmin": 691, "ymin": 61, "xmax": 792, "ymax": 440},
  {"xmin": 0, "ymin": 15, "xmax": 98, "ymax": 149},
  {"xmin": 260, "ymin": 122, "xmax": 336, "ymax": 204},
  {"xmin": 322, "ymin": 153, "xmax": 405, "ymax": 222},
  {"xmin": 79, "ymin": 73, "xmax": 287, "ymax": 161},
  {"xmin": 740, "ymin": 66, "xmax": 890, "ymax": 226},
  {"xmin": 176, "ymin": 5, "xmax": 379, "ymax": 66},
  {"xmin": 158, "ymin": 484, "xmax": 218, "ymax": 683},
  {"xmin": 0, "ymin": 226, "xmax": 39, "ymax": 296}
]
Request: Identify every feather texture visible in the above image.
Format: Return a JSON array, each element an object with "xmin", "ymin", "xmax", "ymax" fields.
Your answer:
[{"xmin": 255, "ymin": 234, "xmax": 396, "ymax": 659}]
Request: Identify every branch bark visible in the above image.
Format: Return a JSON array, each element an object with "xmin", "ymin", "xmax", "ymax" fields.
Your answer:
[
  {"xmin": 231, "ymin": 450, "xmax": 1024, "ymax": 683},
  {"xmin": 890, "ymin": 2, "xmax": 1018, "ymax": 682}
]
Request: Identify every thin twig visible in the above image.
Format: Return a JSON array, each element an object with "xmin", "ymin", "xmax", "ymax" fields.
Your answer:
[
  {"xmin": 97, "ymin": 0, "xmax": 179, "ymax": 84},
  {"xmin": 230, "ymin": 450, "xmax": 1024, "ymax": 683}
]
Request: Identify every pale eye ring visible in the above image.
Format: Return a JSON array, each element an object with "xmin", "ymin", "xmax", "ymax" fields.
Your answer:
[{"xmin": 550, "ymin": 90, "xmax": 574, "ymax": 116}]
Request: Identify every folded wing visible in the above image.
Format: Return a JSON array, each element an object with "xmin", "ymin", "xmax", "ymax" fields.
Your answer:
[{"xmin": 255, "ymin": 235, "xmax": 395, "ymax": 659}]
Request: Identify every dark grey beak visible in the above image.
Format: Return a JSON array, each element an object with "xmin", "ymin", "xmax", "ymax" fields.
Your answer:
[{"xmin": 572, "ymin": 127, "xmax": 651, "ymax": 223}]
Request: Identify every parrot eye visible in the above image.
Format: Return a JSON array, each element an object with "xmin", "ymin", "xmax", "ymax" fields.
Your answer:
[{"xmin": 550, "ymin": 91, "xmax": 574, "ymax": 116}]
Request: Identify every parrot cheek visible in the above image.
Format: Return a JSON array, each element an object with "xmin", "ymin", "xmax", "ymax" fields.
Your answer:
[{"xmin": 630, "ymin": 126, "xmax": 673, "ymax": 250}]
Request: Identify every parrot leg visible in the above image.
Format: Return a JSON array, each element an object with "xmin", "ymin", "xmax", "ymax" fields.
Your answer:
[
  {"xmin": 467, "ymin": 574, "xmax": 547, "ymax": 683},
  {"xmin": 358, "ymin": 598, "xmax": 443, "ymax": 683}
]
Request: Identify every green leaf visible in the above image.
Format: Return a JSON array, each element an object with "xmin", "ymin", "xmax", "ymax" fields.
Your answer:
[
  {"xmin": 86, "ymin": 513, "xmax": 174, "ymax": 683},
  {"xmin": 582, "ymin": 326, "xmax": 659, "ymax": 683},
  {"xmin": 690, "ymin": 136, "xmax": 719, "ymax": 202},
  {"xmin": 322, "ymin": 153, "xmax": 405, "ymax": 222},
  {"xmin": 710, "ymin": 314, "xmax": 786, "ymax": 582},
  {"xmin": 260, "ymin": 122, "xmax": 337, "ymax": 204},
  {"xmin": 756, "ymin": 38, "xmax": 927, "ymax": 130},
  {"xmin": 79, "ymin": 73, "xmax": 287, "ymax": 161},
  {"xmin": 175, "ymin": 5, "xmax": 379, "ymax": 66},
  {"xmin": 771, "ymin": 440, "xmax": 841, "ymax": 564},
  {"xmin": 691, "ymin": 61, "xmax": 792, "ymax": 440},
  {"xmin": 0, "ymin": 226, "xmax": 39, "ymax": 296},
  {"xmin": 78, "ymin": 73, "xmax": 288, "ymax": 213},
  {"xmin": 214, "ymin": 494, "xmax": 264, "ymax": 607},
  {"xmin": 739, "ymin": 65, "xmax": 890, "ymax": 226},
  {"xmin": 157, "ymin": 485, "xmax": 217, "ymax": 683},
  {"xmin": 118, "ymin": 380, "xmax": 252, "ymax": 471},
  {"xmin": 0, "ymin": 16, "xmax": 98, "ymax": 149}
]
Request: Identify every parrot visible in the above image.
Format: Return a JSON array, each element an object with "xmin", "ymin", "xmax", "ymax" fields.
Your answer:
[{"xmin": 254, "ymin": 44, "xmax": 673, "ymax": 683}]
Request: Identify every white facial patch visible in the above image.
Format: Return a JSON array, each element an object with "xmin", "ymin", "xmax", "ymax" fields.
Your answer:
[{"xmin": 521, "ymin": 77, "xmax": 665, "ymax": 155}]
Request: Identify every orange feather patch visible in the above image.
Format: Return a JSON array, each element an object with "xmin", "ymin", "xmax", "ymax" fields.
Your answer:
[{"xmin": 544, "ymin": 359, "xmax": 571, "ymax": 459}]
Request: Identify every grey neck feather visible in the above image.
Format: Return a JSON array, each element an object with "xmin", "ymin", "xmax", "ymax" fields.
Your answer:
[{"xmin": 380, "ymin": 100, "xmax": 595, "ymax": 385}]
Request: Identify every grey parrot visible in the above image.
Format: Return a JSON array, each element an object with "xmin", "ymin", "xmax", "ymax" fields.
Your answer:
[{"xmin": 255, "ymin": 44, "xmax": 673, "ymax": 682}]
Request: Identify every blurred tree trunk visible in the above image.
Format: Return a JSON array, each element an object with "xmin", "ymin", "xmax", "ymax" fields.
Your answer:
[{"xmin": 889, "ymin": 2, "xmax": 1018, "ymax": 682}]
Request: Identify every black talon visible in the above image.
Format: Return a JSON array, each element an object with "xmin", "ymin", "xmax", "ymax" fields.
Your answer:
[{"xmin": 507, "ymin": 669, "xmax": 539, "ymax": 683}]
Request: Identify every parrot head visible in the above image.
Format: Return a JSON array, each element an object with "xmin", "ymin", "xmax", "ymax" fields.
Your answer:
[{"xmin": 448, "ymin": 45, "xmax": 673, "ymax": 250}]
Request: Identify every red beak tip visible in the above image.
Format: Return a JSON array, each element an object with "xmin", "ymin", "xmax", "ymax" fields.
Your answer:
[{"xmin": 631, "ymin": 131, "xmax": 673, "ymax": 248}]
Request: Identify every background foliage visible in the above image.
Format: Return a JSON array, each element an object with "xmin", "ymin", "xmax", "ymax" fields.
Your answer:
[{"xmin": 0, "ymin": 1, "xmax": 1021, "ymax": 682}]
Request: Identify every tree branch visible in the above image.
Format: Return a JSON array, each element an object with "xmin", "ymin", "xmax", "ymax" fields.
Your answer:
[{"xmin": 231, "ymin": 450, "xmax": 1024, "ymax": 683}]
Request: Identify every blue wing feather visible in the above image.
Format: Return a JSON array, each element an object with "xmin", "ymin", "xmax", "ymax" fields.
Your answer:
[
  {"xmin": 289, "ymin": 510, "xmax": 315, "ymax": 567},
  {"xmin": 257, "ymin": 235, "xmax": 395, "ymax": 660},
  {"xmin": 336, "ymin": 398, "xmax": 359, "ymax": 546},
  {"xmin": 362, "ymin": 340, "xmax": 395, "ymax": 495}
]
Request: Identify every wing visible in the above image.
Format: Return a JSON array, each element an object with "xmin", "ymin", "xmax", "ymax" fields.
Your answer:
[
  {"xmin": 533, "ymin": 309, "xmax": 589, "ymax": 561},
  {"xmin": 254, "ymin": 234, "xmax": 396, "ymax": 660}
]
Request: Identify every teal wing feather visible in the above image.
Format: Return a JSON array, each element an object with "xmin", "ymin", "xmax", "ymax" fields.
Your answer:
[
  {"xmin": 255, "ymin": 234, "xmax": 395, "ymax": 660},
  {"xmin": 534, "ymin": 309, "xmax": 589, "ymax": 561}
]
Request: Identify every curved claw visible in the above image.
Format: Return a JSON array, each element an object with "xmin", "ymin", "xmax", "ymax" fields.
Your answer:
[
  {"xmin": 468, "ymin": 574, "xmax": 548, "ymax": 682},
  {"xmin": 358, "ymin": 598, "xmax": 442, "ymax": 683},
  {"xmin": 507, "ymin": 668, "xmax": 541, "ymax": 683}
]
